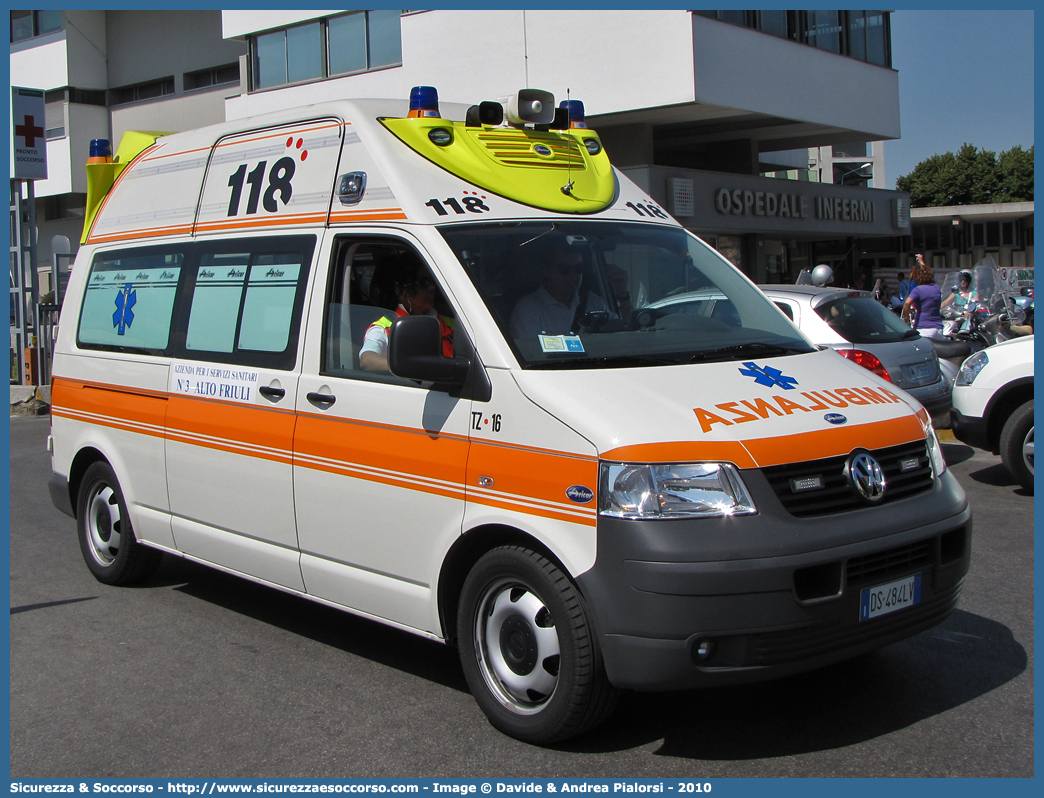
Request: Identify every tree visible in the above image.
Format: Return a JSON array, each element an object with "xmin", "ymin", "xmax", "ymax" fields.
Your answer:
[
  {"xmin": 996, "ymin": 145, "xmax": 1034, "ymax": 202},
  {"xmin": 896, "ymin": 144, "xmax": 1033, "ymax": 206}
]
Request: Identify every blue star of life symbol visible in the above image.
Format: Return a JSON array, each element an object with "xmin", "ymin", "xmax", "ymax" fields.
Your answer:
[
  {"xmin": 113, "ymin": 283, "xmax": 136, "ymax": 335},
  {"xmin": 738, "ymin": 361, "xmax": 799, "ymax": 390}
]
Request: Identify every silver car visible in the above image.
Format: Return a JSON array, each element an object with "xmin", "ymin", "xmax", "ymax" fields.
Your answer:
[{"xmin": 758, "ymin": 285, "xmax": 952, "ymax": 426}]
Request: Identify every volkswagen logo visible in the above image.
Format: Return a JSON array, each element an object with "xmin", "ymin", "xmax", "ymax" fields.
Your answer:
[{"xmin": 846, "ymin": 451, "xmax": 886, "ymax": 503}]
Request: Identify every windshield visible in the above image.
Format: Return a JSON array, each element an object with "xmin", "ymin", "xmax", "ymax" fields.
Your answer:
[
  {"xmin": 815, "ymin": 294, "xmax": 917, "ymax": 344},
  {"xmin": 438, "ymin": 222, "xmax": 814, "ymax": 369},
  {"xmin": 940, "ymin": 255, "xmax": 1015, "ymax": 314}
]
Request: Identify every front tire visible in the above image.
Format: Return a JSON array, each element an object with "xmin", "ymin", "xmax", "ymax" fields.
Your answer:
[
  {"xmin": 76, "ymin": 461, "xmax": 162, "ymax": 585},
  {"xmin": 457, "ymin": 546, "xmax": 617, "ymax": 744},
  {"xmin": 1000, "ymin": 400, "xmax": 1034, "ymax": 493}
]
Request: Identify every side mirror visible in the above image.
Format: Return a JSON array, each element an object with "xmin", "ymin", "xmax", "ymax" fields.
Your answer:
[{"xmin": 388, "ymin": 315, "xmax": 470, "ymax": 385}]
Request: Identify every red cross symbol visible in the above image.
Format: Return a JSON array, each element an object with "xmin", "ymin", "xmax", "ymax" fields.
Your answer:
[{"xmin": 15, "ymin": 115, "xmax": 44, "ymax": 148}]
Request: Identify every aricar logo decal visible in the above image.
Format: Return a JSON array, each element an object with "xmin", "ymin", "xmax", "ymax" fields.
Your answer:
[
  {"xmin": 566, "ymin": 485, "xmax": 595, "ymax": 504},
  {"xmin": 693, "ymin": 362, "xmax": 909, "ymax": 434}
]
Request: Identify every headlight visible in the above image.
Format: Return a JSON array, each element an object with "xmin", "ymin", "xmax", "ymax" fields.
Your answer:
[
  {"xmin": 926, "ymin": 426, "xmax": 947, "ymax": 477},
  {"xmin": 956, "ymin": 350, "xmax": 989, "ymax": 386},
  {"xmin": 598, "ymin": 462, "xmax": 756, "ymax": 519}
]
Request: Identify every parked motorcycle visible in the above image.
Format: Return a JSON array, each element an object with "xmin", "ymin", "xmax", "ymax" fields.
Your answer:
[{"xmin": 932, "ymin": 256, "xmax": 1026, "ymax": 384}]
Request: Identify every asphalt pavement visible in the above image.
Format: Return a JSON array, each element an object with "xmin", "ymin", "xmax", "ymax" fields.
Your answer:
[{"xmin": 8, "ymin": 415, "xmax": 1034, "ymax": 777}]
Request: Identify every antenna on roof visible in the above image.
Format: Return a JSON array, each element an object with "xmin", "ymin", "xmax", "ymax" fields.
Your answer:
[{"xmin": 562, "ymin": 88, "xmax": 575, "ymax": 196}]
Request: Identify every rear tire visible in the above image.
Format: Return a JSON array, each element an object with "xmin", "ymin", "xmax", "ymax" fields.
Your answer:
[
  {"xmin": 76, "ymin": 461, "xmax": 162, "ymax": 585},
  {"xmin": 1000, "ymin": 400, "xmax": 1034, "ymax": 493},
  {"xmin": 457, "ymin": 545, "xmax": 618, "ymax": 744}
]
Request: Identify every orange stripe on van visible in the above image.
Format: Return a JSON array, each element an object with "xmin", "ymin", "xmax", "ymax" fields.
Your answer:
[
  {"xmin": 741, "ymin": 415, "xmax": 925, "ymax": 468},
  {"xmin": 467, "ymin": 439, "xmax": 598, "ymax": 515},
  {"xmin": 294, "ymin": 411, "xmax": 470, "ymax": 488},
  {"xmin": 166, "ymin": 394, "xmax": 296, "ymax": 464},
  {"xmin": 193, "ymin": 213, "xmax": 329, "ymax": 234},
  {"xmin": 87, "ymin": 223, "xmax": 195, "ymax": 244},
  {"xmin": 329, "ymin": 209, "xmax": 410, "ymax": 223},
  {"xmin": 141, "ymin": 144, "xmax": 211, "ymax": 161},
  {"xmin": 50, "ymin": 377, "xmax": 168, "ymax": 438},
  {"xmin": 213, "ymin": 121, "xmax": 344, "ymax": 150},
  {"xmin": 465, "ymin": 493, "xmax": 596, "ymax": 527}
]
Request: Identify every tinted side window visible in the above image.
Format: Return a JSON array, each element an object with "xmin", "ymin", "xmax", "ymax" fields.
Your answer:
[
  {"xmin": 180, "ymin": 236, "xmax": 315, "ymax": 370},
  {"xmin": 77, "ymin": 247, "xmax": 185, "ymax": 354},
  {"xmin": 320, "ymin": 236, "xmax": 455, "ymax": 387}
]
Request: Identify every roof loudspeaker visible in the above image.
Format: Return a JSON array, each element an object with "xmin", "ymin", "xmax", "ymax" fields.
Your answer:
[{"xmin": 499, "ymin": 89, "xmax": 555, "ymax": 125}]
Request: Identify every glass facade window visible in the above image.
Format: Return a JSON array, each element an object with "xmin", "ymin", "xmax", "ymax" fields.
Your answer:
[
  {"xmin": 758, "ymin": 10, "xmax": 788, "ymax": 38},
  {"xmin": 252, "ymin": 11, "xmax": 402, "ymax": 91},
  {"xmin": 185, "ymin": 63, "xmax": 240, "ymax": 91},
  {"xmin": 255, "ymin": 29, "xmax": 287, "ymax": 89},
  {"xmin": 924, "ymin": 225, "xmax": 938, "ymax": 251},
  {"xmin": 328, "ymin": 12, "xmax": 367, "ymax": 75},
  {"xmin": 986, "ymin": 221, "xmax": 1000, "ymax": 248},
  {"xmin": 10, "ymin": 10, "xmax": 61, "ymax": 43},
  {"xmin": 938, "ymin": 223, "xmax": 952, "ymax": 249},
  {"xmin": 807, "ymin": 10, "xmax": 841, "ymax": 54},
  {"xmin": 1001, "ymin": 221, "xmax": 1016, "ymax": 247},
  {"xmin": 833, "ymin": 143, "xmax": 869, "ymax": 158},
  {"xmin": 110, "ymin": 78, "xmax": 175, "ymax": 106},
  {"xmin": 367, "ymin": 9, "xmax": 403, "ymax": 70},
  {"xmin": 286, "ymin": 22, "xmax": 323, "ymax": 84},
  {"xmin": 695, "ymin": 9, "xmax": 890, "ymax": 67}
]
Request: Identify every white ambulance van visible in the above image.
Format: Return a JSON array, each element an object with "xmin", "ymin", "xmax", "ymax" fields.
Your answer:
[{"xmin": 48, "ymin": 87, "xmax": 971, "ymax": 744}]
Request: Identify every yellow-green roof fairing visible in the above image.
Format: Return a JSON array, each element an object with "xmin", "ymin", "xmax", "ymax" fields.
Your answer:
[{"xmin": 381, "ymin": 116, "xmax": 617, "ymax": 214}]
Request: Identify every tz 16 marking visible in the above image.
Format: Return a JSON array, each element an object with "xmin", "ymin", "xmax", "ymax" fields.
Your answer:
[
  {"xmin": 426, "ymin": 196, "xmax": 491, "ymax": 216},
  {"xmin": 472, "ymin": 412, "xmax": 502, "ymax": 432}
]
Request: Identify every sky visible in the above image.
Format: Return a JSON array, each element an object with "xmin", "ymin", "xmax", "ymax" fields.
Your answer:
[{"xmin": 884, "ymin": 8, "xmax": 1034, "ymax": 188}]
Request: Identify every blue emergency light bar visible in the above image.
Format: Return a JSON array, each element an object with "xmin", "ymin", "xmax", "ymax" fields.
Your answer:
[{"xmin": 408, "ymin": 86, "xmax": 441, "ymax": 118}]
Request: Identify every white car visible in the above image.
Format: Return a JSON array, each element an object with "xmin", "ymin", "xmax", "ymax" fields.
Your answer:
[{"xmin": 951, "ymin": 335, "xmax": 1034, "ymax": 492}]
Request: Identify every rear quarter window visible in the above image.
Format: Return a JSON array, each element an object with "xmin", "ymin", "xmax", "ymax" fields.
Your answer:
[
  {"xmin": 815, "ymin": 296, "xmax": 911, "ymax": 344},
  {"xmin": 74, "ymin": 235, "xmax": 315, "ymax": 369},
  {"xmin": 77, "ymin": 248, "xmax": 185, "ymax": 354}
]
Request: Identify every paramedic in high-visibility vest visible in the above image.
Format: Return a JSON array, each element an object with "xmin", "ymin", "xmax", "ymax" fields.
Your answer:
[{"xmin": 359, "ymin": 262, "xmax": 454, "ymax": 372}]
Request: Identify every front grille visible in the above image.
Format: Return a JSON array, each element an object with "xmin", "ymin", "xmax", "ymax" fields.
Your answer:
[
  {"xmin": 747, "ymin": 581, "xmax": 962, "ymax": 666},
  {"xmin": 847, "ymin": 540, "xmax": 933, "ymax": 587},
  {"xmin": 763, "ymin": 440, "xmax": 934, "ymax": 517}
]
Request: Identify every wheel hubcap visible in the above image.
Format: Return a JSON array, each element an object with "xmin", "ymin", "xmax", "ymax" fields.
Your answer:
[
  {"xmin": 1023, "ymin": 425, "xmax": 1034, "ymax": 475},
  {"xmin": 86, "ymin": 484, "xmax": 122, "ymax": 565},
  {"xmin": 475, "ymin": 581, "xmax": 560, "ymax": 715}
]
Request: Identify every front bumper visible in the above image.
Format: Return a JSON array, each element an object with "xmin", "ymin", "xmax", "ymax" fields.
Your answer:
[
  {"xmin": 950, "ymin": 408, "xmax": 991, "ymax": 453},
  {"xmin": 577, "ymin": 467, "xmax": 971, "ymax": 691},
  {"xmin": 49, "ymin": 472, "xmax": 75, "ymax": 518}
]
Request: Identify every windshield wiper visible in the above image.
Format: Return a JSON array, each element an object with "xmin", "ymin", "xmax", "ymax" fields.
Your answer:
[
  {"xmin": 688, "ymin": 342, "xmax": 808, "ymax": 363},
  {"xmin": 901, "ymin": 329, "xmax": 921, "ymax": 340},
  {"xmin": 525, "ymin": 354, "xmax": 683, "ymax": 370}
]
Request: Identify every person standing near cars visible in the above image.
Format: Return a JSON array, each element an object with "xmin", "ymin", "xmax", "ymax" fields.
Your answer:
[{"xmin": 902, "ymin": 255, "xmax": 944, "ymax": 338}]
